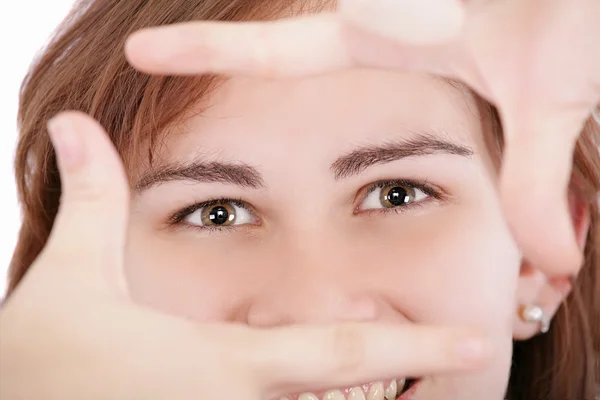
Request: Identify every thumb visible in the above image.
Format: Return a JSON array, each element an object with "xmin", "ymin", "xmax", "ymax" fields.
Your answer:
[
  {"xmin": 499, "ymin": 106, "xmax": 587, "ymax": 276},
  {"xmin": 42, "ymin": 111, "xmax": 130, "ymax": 293}
]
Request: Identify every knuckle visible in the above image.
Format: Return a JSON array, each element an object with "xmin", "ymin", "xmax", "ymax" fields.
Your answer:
[
  {"xmin": 235, "ymin": 328, "xmax": 268, "ymax": 372},
  {"xmin": 65, "ymin": 180, "xmax": 108, "ymax": 203},
  {"xmin": 237, "ymin": 329, "xmax": 281, "ymax": 390},
  {"xmin": 327, "ymin": 325, "xmax": 367, "ymax": 375},
  {"xmin": 191, "ymin": 32, "xmax": 220, "ymax": 67},
  {"xmin": 63, "ymin": 171, "xmax": 128, "ymax": 207},
  {"xmin": 251, "ymin": 26, "xmax": 278, "ymax": 78}
]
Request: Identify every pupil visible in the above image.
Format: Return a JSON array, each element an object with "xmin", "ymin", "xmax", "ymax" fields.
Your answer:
[
  {"xmin": 209, "ymin": 206, "xmax": 230, "ymax": 225},
  {"xmin": 387, "ymin": 186, "xmax": 410, "ymax": 206}
]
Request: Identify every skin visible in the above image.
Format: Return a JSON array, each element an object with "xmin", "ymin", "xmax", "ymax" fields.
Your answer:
[
  {"xmin": 3, "ymin": 1, "xmax": 595, "ymax": 397},
  {"xmin": 1, "ymin": 111, "xmax": 492, "ymax": 400},
  {"xmin": 125, "ymin": 70, "xmax": 523, "ymax": 398},
  {"xmin": 126, "ymin": 0, "xmax": 600, "ymax": 280}
]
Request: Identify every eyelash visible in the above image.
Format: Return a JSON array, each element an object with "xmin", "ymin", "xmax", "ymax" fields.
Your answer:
[
  {"xmin": 357, "ymin": 179, "xmax": 444, "ymax": 216},
  {"xmin": 168, "ymin": 197, "xmax": 249, "ymax": 232},
  {"xmin": 168, "ymin": 179, "xmax": 445, "ymax": 232}
]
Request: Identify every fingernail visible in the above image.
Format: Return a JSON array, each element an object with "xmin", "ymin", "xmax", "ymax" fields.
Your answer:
[
  {"xmin": 454, "ymin": 336, "xmax": 489, "ymax": 363},
  {"xmin": 339, "ymin": 0, "xmax": 464, "ymax": 44},
  {"xmin": 48, "ymin": 116, "xmax": 83, "ymax": 168}
]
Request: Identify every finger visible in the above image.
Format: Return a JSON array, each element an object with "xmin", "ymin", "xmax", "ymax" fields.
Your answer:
[
  {"xmin": 250, "ymin": 323, "xmax": 490, "ymax": 396},
  {"xmin": 339, "ymin": 0, "xmax": 465, "ymax": 44},
  {"xmin": 125, "ymin": 15, "xmax": 351, "ymax": 77},
  {"xmin": 43, "ymin": 112, "xmax": 130, "ymax": 292},
  {"xmin": 124, "ymin": 14, "xmax": 460, "ymax": 79},
  {"xmin": 499, "ymin": 107, "xmax": 588, "ymax": 276}
]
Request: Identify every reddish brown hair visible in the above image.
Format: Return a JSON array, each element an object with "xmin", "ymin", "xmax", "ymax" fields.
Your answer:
[{"xmin": 6, "ymin": 1, "xmax": 600, "ymax": 398}]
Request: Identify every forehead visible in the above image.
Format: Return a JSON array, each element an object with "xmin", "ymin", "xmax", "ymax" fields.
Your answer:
[{"xmin": 159, "ymin": 70, "xmax": 482, "ymax": 162}]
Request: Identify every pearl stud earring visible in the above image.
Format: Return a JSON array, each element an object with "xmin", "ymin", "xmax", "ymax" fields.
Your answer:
[{"xmin": 519, "ymin": 304, "xmax": 551, "ymax": 334}]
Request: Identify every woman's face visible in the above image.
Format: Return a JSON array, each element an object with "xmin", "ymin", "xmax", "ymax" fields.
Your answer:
[{"xmin": 125, "ymin": 70, "xmax": 522, "ymax": 399}]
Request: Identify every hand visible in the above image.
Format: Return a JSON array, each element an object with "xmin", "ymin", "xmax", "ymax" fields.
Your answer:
[
  {"xmin": 0, "ymin": 112, "xmax": 489, "ymax": 400},
  {"xmin": 124, "ymin": 0, "xmax": 600, "ymax": 277}
]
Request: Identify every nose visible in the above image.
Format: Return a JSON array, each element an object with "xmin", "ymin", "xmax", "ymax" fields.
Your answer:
[{"xmin": 245, "ymin": 235, "xmax": 385, "ymax": 327}]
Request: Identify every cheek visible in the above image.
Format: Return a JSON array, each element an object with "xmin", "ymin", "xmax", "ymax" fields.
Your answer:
[
  {"xmin": 354, "ymin": 205, "xmax": 521, "ymax": 331},
  {"xmin": 124, "ymin": 202, "xmax": 521, "ymax": 337},
  {"xmin": 350, "ymin": 206, "xmax": 519, "ymax": 394},
  {"xmin": 123, "ymin": 226, "xmax": 267, "ymax": 322}
]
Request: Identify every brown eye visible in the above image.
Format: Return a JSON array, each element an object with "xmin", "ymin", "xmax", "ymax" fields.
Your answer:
[
  {"xmin": 200, "ymin": 203, "xmax": 236, "ymax": 226},
  {"xmin": 358, "ymin": 181, "xmax": 430, "ymax": 212},
  {"xmin": 179, "ymin": 199, "xmax": 258, "ymax": 229},
  {"xmin": 380, "ymin": 185, "xmax": 417, "ymax": 208}
]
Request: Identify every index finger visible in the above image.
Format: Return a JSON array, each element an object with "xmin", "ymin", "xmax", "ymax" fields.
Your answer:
[
  {"xmin": 125, "ymin": 15, "xmax": 352, "ymax": 78},
  {"xmin": 124, "ymin": 4, "xmax": 461, "ymax": 79},
  {"xmin": 250, "ymin": 323, "xmax": 490, "ymax": 397}
]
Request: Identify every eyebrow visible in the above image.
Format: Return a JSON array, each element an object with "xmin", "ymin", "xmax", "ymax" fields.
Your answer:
[
  {"xmin": 135, "ymin": 161, "xmax": 265, "ymax": 192},
  {"xmin": 330, "ymin": 133, "xmax": 473, "ymax": 180},
  {"xmin": 136, "ymin": 133, "xmax": 473, "ymax": 191}
]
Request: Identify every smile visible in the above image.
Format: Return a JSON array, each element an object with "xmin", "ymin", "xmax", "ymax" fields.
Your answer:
[{"xmin": 280, "ymin": 378, "xmax": 420, "ymax": 400}]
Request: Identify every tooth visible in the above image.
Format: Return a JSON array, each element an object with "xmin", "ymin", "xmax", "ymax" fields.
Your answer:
[
  {"xmin": 367, "ymin": 381, "xmax": 385, "ymax": 400},
  {"xmin": 298, "ymin": 394, "xmax": 319, "ymax": 400},
  {"xmin": 349, "ymin": 387, "xmax": 367, "ymax": 400},
  {"xmin": 385, "ymin": 380, "xmax": 397, "ymax": 399},
  {"xmin": 396, "ymin": 378, "xmax": 407, "ymax": 393},
  {"xmin": 324, "ymin": 390, "xmax": 345, "ymax": 400}
]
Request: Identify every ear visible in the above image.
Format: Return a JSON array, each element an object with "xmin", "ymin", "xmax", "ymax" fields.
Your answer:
[{"xmin": 512, "ymin": 186, "xmax": 590, "ymax": 340}]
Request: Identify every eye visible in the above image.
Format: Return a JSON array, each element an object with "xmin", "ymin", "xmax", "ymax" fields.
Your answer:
[
  {"xmin": 358, "ymin": 180, "xmax": 433, "ymax": 212},
  {"xmin": 181, "ymin": 199, "xmax": 257, "ymax": 228}
]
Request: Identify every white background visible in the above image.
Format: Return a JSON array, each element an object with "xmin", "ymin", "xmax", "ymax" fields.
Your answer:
[{"xmin": 1, "ymin": 1, "xmax": 75, "ymax": 297}]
